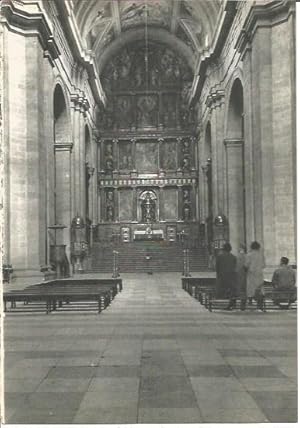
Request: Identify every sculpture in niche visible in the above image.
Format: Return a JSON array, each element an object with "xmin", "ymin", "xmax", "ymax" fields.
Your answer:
[
  {"xmin": 106, "ymin": 190, "xmax": 115, "ymax": 222},
  {"xmin": 105, "ymin": 144, "xmax": 114, "ymax": 172},
  {"xmin": 137, "ymin": 96, "xmax": 157, "ymax": 127},
  {"xmin": 182, "ymin": 188, "xmax": 191, "ymax": 221},
  {"xmin": 135, "ymin": 66, "xmax": 143, "ymax": 87},
  {"xmin": 181, "ymin": 139, "xmax": 191, "ymax": 171},
  {"xmin": 140, "ymin": 190, "xmax": 157, "ymax": 223},
  {"xmin": 150, "ymin": 66, "xmax": 160, "ymax": 87},
  {"xmin": 183, "ymin": 204, "xmax": 191, "ymax": 221}
]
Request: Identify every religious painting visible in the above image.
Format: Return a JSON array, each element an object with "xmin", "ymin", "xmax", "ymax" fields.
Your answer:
[
  {"xmin": 136, "ymin": 95, "xmax": 158, "ymax": 128},
  {"xmin": 119, "ymin": 189, "xmax": 133, "ymax": 221},
  {"xmin": 162, "ymin": 94, "xmax": 178, "ymax": 128},
  {"xmin": 119, "ymin": 141, "xmax": 132, "ymax": 170},
  {"xmin": 163, "ymin": 188, "xmax": 178, "ymax": 220},
  {"xmin": 135, "ymin": 141, "xmax": 158, "ymax": 173},
  {"xmin": 161, "ymin": 141, "xmax": 177, "ymax": 170},
  {"xmin": 114, "ymin": 96, "xmax": 133, "ymax": 129}
]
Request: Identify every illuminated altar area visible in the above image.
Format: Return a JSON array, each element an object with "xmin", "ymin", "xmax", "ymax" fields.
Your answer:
[{"xmin": 94, "ymin": 41, "xmax": 200, "ymax": 245}]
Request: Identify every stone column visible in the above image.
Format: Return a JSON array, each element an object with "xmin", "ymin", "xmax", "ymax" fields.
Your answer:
[
  {"xmin": 132, "ymin": 187, "xmax": 138, "ymax": 221},
  {"xmin": 54, "ymin": 142, "xmax": 73, "ymax": 260},
  {"xmin": 5, "ymin": 32, "xmax": 51, "ymax": 278},
  {"xmin": 224, "ymin": 139, "xmax": 245, "ymax": 254},
  {"xmin": 158, "ymin": 186, "xmax": 164, "ymax": 221},
  {"xmin": 98, "ymin": 186, "xmax": 104, "ymax": 223},
  {"xmin": 131, "ymin": 138, "xmax": 137, "ymax": 173},
  {"xmin": 206, "ymin": 91, "xmax": 225, "ymax": 216},
  {"xmin": 178, "ymin": 186, "xmax": 183, "ymax": 221}
]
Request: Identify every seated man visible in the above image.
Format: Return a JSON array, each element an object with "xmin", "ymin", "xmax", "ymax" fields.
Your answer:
[{"xmin": 272, "ymin": 257, "xmax": 297, "ymax": 306}]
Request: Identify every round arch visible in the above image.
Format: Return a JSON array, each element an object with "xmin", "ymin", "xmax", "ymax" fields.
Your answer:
[
  {"xmin": 53, "ymin": 83, "xmax": 72, "ymax": 144},
  {"xmin": 224, "ymin": 75, "xmax": 246, "ymax": 252},
  {"xmin": 97, "ymin": 27, "xmax": 195, "ymax": 74}
]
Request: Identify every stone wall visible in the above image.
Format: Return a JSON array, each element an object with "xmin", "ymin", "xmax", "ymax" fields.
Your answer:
[{"xmin": 196, "ymin": 0, "xmax": 296, "ymax": 266}]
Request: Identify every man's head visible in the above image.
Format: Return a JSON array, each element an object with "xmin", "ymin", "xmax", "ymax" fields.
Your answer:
[
  {"xmin": 223, "ymin": 242, "xmax": 232, "ymax": 253},
  {"xmin": 280, "ymin": 257, "xmax": 289, "ymax": 266}
]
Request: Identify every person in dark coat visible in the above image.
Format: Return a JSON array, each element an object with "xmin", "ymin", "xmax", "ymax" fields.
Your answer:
[{"xmin": 216, "ymin": 242, "xmax": 237, "ymax": 310}]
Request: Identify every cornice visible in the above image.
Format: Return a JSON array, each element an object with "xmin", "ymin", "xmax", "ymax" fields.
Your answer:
[
  {"xmin": 205, "ymin": 88, "xmax": 225, "ymax": 111},
  {"xmin": 70, "ymin": 92, "xmax": 90, "ymax": 112},
  {"xmin": 235, "ymin": 0, "xmax": 295, "ymax": 58},
  {"xmin": 189, "ymin": 0, "xmax": 237, "ymax": 106},
  {"xmin": 1, "ymin": 0, "xmax": 60, "ymax": 65}
]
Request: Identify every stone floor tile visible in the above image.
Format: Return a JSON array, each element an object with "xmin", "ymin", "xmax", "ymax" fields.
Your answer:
[
  {"xmin": 5, "ymin": 366, "xmax": 51, "ymax": 379},
  {"xmin": 186, "ymin": 364, "xmax": 234, "ymax": 377},
  {"xmin": 7, "ymin": 408, "xmax": 76, "ymax": 424},
  {"xmin": 239, "ymin": 377, "xmax": 297, "ymax": 391},
  {"xmin": 231, "ymin": 365, "xmax": 288, "ymax": 378},
  {"xmin": 4, "ymin": 378, "xmax": 43, "ymax": 393},
  {"xmin": 22, "ymin": 391, "xmax": 84, "ymax": 410},
  {"xmin": 201, "ymin": 407, "xmax": 269, "ymax": 423},
  {"xmin": 224, "ymin": 356, "xmax": 271, "ymax": 366},
  {"xmin": 87, "ymin": 377, "xmax": 140, "ymax": 396},
  {"xmin": 195, "ymin": 389, "xmax": 262, "ymax": 410},
  {"xmin": 138, "ymin": 407, "xmax": 203, "ymax": 423},
  {"xmin": 73, "ymin": 406, "xmax": 138, "ymax": 424},
  {"xmin": 190, "ymin": 376, "xmax": 246, "ymax": 392},
  {"xmin": 219, "ymin": 349, "xmax": 261, "ymax": 357},
  {"xmin": 47, "ymin": 366, "xmax": 96, "ymax": 378},
  {"xmin": 94, "ymin": 365, "xmax": 140, "ymax": 377},
  {"xmin": 139, "ymin": 389, "xmax": 198, "ymax": 408},
  {"xmin": 36, "ymin": 377, "xmax": 92, "ymax": 392},
  {"xmin": 261, "ymin": 407, "xmax": 297, "ymax": 422},
  {"xmin": 249, "ymin": 391, "xmax": 298, "ymax": 408}
]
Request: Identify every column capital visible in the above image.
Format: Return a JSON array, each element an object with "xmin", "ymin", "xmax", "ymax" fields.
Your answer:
[
  {"xmin": 54, "ymin": 142, "xmax": 73, "ymax": 152},
  {"xmin": 224, "ymin": 138, "xmax": 244, "ymax": 148}
]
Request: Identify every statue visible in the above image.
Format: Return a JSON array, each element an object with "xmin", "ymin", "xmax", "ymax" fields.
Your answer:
[
  {"xmin": 106, "ymin": 190, "xmax": 115, "ymax": 221},
  {"xmin": 183, "ymin": 205, "xmax": 191, "ymax": 221},
  {"xmin": 141, "ymin": 191, "xmax": 156, "ymax": 223},
  {"xmin": 182, "ymin": 157, "xmax": 190, "ymax": 171}
]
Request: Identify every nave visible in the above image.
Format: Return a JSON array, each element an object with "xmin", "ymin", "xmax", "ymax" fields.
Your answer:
[{"xmin": 4, "ymin": 273, "xmax": 297, "ymax": 424}]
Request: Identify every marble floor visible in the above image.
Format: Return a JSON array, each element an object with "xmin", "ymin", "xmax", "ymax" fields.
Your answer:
[{"xmin": 3, "ymin": 273, "xmax": 298, "ymax": 424}]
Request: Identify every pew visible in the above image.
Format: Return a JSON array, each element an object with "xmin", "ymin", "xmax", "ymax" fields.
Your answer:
[{"xmin": 3, "ymin": 278, "xmax": 122, "ymax": 314}]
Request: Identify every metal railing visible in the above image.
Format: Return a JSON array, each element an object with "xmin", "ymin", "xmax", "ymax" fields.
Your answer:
[
  {"xmin": 182, "ymin": 249, "xmax": 191, "ymax": 277},
  {"xmin": 112, "ymin": 250, "xmax": 120, "ymax": 278}
]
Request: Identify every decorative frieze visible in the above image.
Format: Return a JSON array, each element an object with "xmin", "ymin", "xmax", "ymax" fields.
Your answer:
[{"xmin": 98, "ymin": 177, "xmax": 197, "ymax": 188}]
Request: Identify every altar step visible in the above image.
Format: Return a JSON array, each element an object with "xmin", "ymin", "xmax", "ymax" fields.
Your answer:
[{"xmin": 88, "ymin": 242, "xmax": 209, "ymax": 273}]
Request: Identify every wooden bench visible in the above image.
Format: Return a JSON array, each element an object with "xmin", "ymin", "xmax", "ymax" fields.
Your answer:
[
  {"xmin": 3, "ymin": 278, "xmax": 122, "ymax": 314},
  {"xmin": 262, "ymin": 281, "xmax": 297, "ymax": 311},
  {"xmin": 182, "ymin": 277, "xmax": 216, "ymax": 307}
]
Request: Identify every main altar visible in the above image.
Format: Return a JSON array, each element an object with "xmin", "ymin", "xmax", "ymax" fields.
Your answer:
[{"xmin": 94, "ymin": 40, "xmax": 201, "ymax": 246}]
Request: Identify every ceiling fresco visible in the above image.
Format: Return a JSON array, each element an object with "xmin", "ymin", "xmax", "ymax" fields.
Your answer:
[{"xmin": 72, "ymin": 0, "xmax": 223, "ymax": 67}]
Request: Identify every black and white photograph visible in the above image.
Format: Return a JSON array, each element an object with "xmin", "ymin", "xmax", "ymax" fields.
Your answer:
[{"xmin": 0, "ymin": 0, "xmax": 297, "ymax": 424}]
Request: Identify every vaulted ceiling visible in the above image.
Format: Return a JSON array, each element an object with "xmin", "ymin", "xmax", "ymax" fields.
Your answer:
[{"xmin": 70, "ymin": 0, "xmax": 224, "ymax": 72}]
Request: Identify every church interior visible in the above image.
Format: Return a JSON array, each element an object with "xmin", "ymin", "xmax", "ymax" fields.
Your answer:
[{"xmin": 0, "ymin": 0, "xmax": 297, "ymax": 424}]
